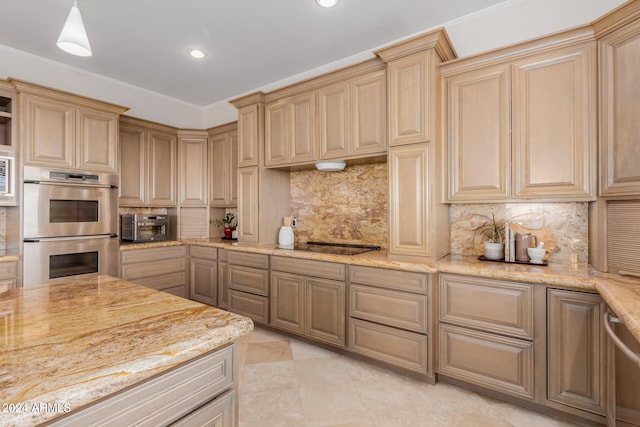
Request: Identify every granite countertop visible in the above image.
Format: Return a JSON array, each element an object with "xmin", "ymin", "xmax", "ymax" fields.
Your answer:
[{"xmin": 0, "ymin": 275, "xmax": 253, "ymax": 427}]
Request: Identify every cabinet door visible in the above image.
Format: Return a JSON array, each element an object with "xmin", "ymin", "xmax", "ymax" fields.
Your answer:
[
  {"xmin": 305, "ymin": 277, "xmax": 345, "ymax": 348},
  {"xmin": 119, "ymin": 124, "xmax": 146, "ymax": 206},
  {"xmin": 237, "ymin": 104, "xmax": 261, "ymax": 167},
  {"xmin": 388, "ymin": 143, "xmax": 430, "ymax": 258},
  {"xmin": 547, "ymin": 289, "xmax": 605, "ymax": 415},
  {"xmin": 270, "ymin": 271, "xmax": 305, "ymax": 335},
  {"xmin": 148, "ymin": 130, "xmax": 177, "ymax": 206},
  {"xmin": 217, "ymin": 261, "xmax": 229, "ymax": 309},
  {"xmin": 319, "ymin": 82, "xmax": 349, "ymax": 159},
  {"xmin": 189, "ymin": 257, "xmax": 218, "ymax": 306},
  {"xmin": 350, "ymin": 70, "xmax": 387, "ymax": 156},
  {"xmin": 607, "ymin": 317, "xmax": 640, "ymax": 425},
  {"xmin": 77, "ymin": 108, "xmax": 118, "ymax": 173},
  {"xmin": 599, "ymin": 21, "xmax": 640, "ymax": 196},
  {"xmin": 289, "ymin": 92, "xmax": 317, "ymax": 164},
  {"xmin": 179, "ymin": 133, "xmax": 208, "ymax": 206},
  {"xmin": 229, "ymin": 132, "xmax": 238, "ymax": 206},
  {"xmin": 265, "ymin": 100, "xmax": 289, "ymax": 166},
  {"xmin": 23, "ymin": 95, "xmax": 75, "ymax": 168},
  {"xmin": 446, "ymin": 65, "xmax": 511, "ymax": 201},
  {"xmin": 237, "ymin": 167, "xmax": 259, "ymax": 243},
  {"xmin": 387, "ymin": 52, "xmax": 431, "ymax": 145},
  {"xmin": 210, "ymin": 134, "xmax": 230, "ymax": 206},
  {"xmin": 512, "ymin": 43, "xmax": 596, "ymax": 200}
]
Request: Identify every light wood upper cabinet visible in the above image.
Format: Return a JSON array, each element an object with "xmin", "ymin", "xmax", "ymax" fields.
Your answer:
[
  {"xmin": 350, "ymin": 70, "xmax": 387, "ymax": 156},
  {"xmin": 119, "ymin": 117, "xmax": 177, "ymax": 207},
  {"xmin": 386, "ymin": 52, "xmax": 431, "ymax": 145},
  {"xmin": 442, "ymin": 28, "xmax": 597, "ymax": 202},
  {"xmin": 178, "ymin": 131, "xmax": 208, "ymax": 206},
  {"xmin": 209, "ymin": 123, "xmax": 238, "ymax": 207},
  {"xmin": 446, "ymin": 65, "xmax": 511, "ymax": 201},
  {"xmin": 13, "ymin": 80, "xmax": 127, "ymax": 173},
  {"xmin": 237, "ymin": 103, "xmax": 262, "ymax": 167},
  {"xmin": 237, "ymin": 166, "xmax": 259, "ymax": 243},
  {"xmin": 319, "ymin": 81, "xmax": 349, "ymax": 159},
  {"xmin": 597, "ymin": 14, "xmax": 640, "ymax": 196},
  {"xmin": 547, "ymin": 289, "xmax": 606, "ymax": 416}
]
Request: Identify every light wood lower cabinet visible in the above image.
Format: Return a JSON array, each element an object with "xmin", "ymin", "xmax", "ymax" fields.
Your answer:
[
  {"xmin": 228, "ymin": 252, "xmax": 269, "ymax": 324},
  {"xmin": 49, "ymin": 344, "xmax": 236, "ymax": 426},
  {"xmin": 270, "ymin": 256, "xmax": 346, "ymax": 348},
  {"xmin": 189, "ymin": 246, "xmax": 218, "ymax": 306},
  {"xmin": 217, "ymin": 249, "xmax": 229, "ymax": 310},
  {"xmin": 348, "ymin": 265, "xmax": 433, "ymax": 379},
  {"xmin": 120, "ymin": 246, "xmax": 187, "ymax": 297},
  {"xmin": 0, "ymin": 261, "xmax": 17, "ymax": 292}
]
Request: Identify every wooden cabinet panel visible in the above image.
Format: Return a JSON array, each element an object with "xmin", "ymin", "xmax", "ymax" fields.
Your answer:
[
  {"xmin": 512, "ymin": 44, "xmax": 596, "ymax": 199},
  {"xmin": 171, "ymin": 390, "xmax": 235, "ymax": 427},
  {"xmin": 438, "ymin": 323, "xmax": 535, "ymax": 400},
  {"xmin": 350, "ymin": 70, "xmax": 387, "ymax": 156},
  {"xmin": 189, "ymin": 256, "xmax": 217, "ymax": 306},
  {"xmin": 148, "ymin": 130, "xmax": 177, "ymax": 206},
  {"xmin": 190, "ymin": 245, "xmax": 217, "ymax": 260},
  {"xmin": 547, "ymin": 289, "xmax": 605, "ymax": 415},
  {"xmin": 306, "ymin": 277, "xmax": 345, "ymax": 347},
  {"xmin": 349, "ymin": 318, "xmax": 429, "ymax": 374},
  {"xmin": 237, "ymin": 167, "xmax": 259, "ymax": 243},
  {"xmin": 228, "ymin": 265, "xmax": 269, "ymax": 296},
  {"xmin": 229, "ymin": 290, "xmax": 269, "ymax": 324},
  {"xmin": 439, "ymin": 274, "xmax": 534, "ymax": 339},
  {"xmin": 265, "ymin": 101, "xmax": 289, "ymax": 166},
  {"xmin": 290, "ymin": 92, "xmax": 317, "ymax": 164},
  {"xmin": 319, "ymin": 82, "xmax": 349, "ymax": 159},
  {"xmin": 209, "ymin": 125, "xmax": 238, "ymax": 207},
  {"xmin": 446, "ymin": 65, "xmax": 511, "ymax": 201},
  {"xmin": 237, "ymin": 104, "xmax": 261, "ymax": 167},
  {"xmin": 119, "ymin": 125, "xmax": 146, "ymax": 206},
  {"xmin": 217, "ymin": 260, "xmax": 229, "ymax": 310},
  {"xmin": 120, "ymin": 246, "xmax": 187, "ymax": 295},
  {"xmin": 388, "ymin": 143, "xmax": 430, "ymax": 258},
  {"xmin": 387, "ymin": 52, "xmax": 430, "ymax": 145},
  {"xmin": 121, "ymin": 258, "xmax": 186, "ymax": 281},
  {"xmin": 121, "ymin": 245, "xmax": 186, "ymax": 264},
  {"xmin": 24, "ymin": 96, "xmax": 75, "ymax": 168},
  {"xmin": 350, "ymin": 284, "xmax": 428, "ymax": 334},
  {"xmin": 271, "ymin": 256, "xmax": 345, "ymax": 281},
  {"xmin": 77, "ymin": 108, "xmax": 118, "ymax": 173},
  {"xmin": 227, "ymin": 251, "xmax": 269, "ymax": 269},
  {"xmin": 132, "ymin": 272, "xmax": 186, "ymax": 293},
  {"xmin": 607, "ymin": 316, "xmax": 640, "ymax": 426},
  {"xmin": 179, "ymin": 132, "xmax": 208, "ymax": 206},
  {"xmin": 599, "ymin": 21, "xmax": 640, "ymax": 196},
  {"xmin": 348, "ymin": 265, "xmax": 428, "ymax": 294},
  {"xmin": 270, "ymin": 271, "xmax": 305, "ymax": 334}
]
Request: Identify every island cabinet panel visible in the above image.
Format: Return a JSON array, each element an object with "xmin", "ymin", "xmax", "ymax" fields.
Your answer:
[
  {"xmin": 598, "ymin": 17, "xmax": 640, "ymax": 196},
  {"xmin": 171, "ymin": 389, "xmax": 235, "ymax": 427},
  {"xmin": 438, "ymin": 323, "xmax": 535, "ymax": 400},
  {"xmin": 270, "ymin": 256, "xmax": 346, "ymax": 348},
  {"xmin": 48, "ymin": 345, "xmax": 235, "ymax": 427},
  {"xmin": 189, "ymin": 246, "xmax": 218, "ymax": 306},
  {"xmin": 547, "ymin": 289, "xmax": 606, "ymax": 416},
  {"xmin": 120, "ymin": 246, "xmax": 187, "ymax": 297}
]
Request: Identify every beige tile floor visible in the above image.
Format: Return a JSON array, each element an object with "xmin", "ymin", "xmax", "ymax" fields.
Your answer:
[{"xmin": 236, "ymin": 327, "xmax": 578, "ymax": 427}]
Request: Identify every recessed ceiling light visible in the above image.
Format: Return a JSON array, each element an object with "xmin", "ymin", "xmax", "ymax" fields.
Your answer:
[
  {"xmin": 316, "ymin": 0, "xmax": 339, "ymax": 8},
  {"xmin": 187, "ymin": 49, "xmax": 207, "ymax": 59}
]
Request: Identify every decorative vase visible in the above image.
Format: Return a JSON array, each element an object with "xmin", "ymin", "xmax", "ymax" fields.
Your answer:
[
  {"xmin": 484, "ymin": 242, "xmax": 504, "ymax": 260},
  {"xmin": 223, "ymin": 227, "xmax": 233, "ymax": 239},
  {"xmin": 278, "ymin": 226, "xmax": 294, "ymax": 249}
]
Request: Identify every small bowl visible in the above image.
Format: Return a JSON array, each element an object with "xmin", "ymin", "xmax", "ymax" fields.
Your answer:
[{"xmin": 527, "ymin": 247, "xmax": 546, "ymax": 263}]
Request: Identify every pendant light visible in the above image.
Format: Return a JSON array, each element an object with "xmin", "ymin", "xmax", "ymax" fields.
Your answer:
[{"xmin": 56, "ymin": 0, "xmax": 92, "ymax": 57}]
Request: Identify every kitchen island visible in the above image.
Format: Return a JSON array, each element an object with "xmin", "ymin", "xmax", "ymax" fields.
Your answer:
[{"xmin": 0, "ymin": 275, "xmax": 253, "ymax": 426}]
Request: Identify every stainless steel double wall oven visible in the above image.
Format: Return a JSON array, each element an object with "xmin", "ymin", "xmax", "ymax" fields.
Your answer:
[{"xmin": 23, "ymin": 166, "xmax": 119, "ymax": 286}]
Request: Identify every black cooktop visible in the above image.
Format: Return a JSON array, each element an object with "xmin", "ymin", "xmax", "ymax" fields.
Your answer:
[{"xmin": 293, "ymin": 241, "xmax": 381, "ymax": 256}]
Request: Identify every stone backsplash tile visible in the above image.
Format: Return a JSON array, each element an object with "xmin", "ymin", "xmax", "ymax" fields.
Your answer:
[{"xmin": 290, "ymin": 163, "xmax": 388, "ymax": 248}]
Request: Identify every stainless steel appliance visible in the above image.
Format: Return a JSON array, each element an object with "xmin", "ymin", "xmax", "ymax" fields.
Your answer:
[
  {"xmin": 293, "ymin": 241, "xmax": 381, "ymax": 255},
  {"xmin": 0, "ymin": 150, "xmax": 16, "ymax": 205},
  {"xmin": 121, "ymin": 214, "xmax": 168, "ymax": 243},
  {"xmin": 23, "ymin": 166, "xmax": 119, "ymax": 287}
]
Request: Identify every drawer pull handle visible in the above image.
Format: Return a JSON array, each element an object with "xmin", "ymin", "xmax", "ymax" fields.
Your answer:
[{"xmin": 603, "ymin": 312, "xmax": 640, "ymax": 367}]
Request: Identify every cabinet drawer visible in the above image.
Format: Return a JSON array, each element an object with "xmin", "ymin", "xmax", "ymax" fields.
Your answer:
[
  {"xmin": 348, "ymin": 318, "xmax": 429, "ymax": 375},
  {"xmin": 49, "ymin": 345, "xmax": 234, "ymax": 426},
  {"xmin": 439, "ymin": 274, "xmax": 534, "ymax": 339},
  {"xmin": 121, "ymin": 258, "xmax": 186, "ymax": 281},
  {"xmin": 0, "ymin": 261, "xmax": 17, "ymax": 279},
  {"xmin": 218, "ymin": 248, "xmax": 228, "ymax": 262},
  {"xmin": 229, "ymin": 290, "xmax": 269, "ymax": 324},
  {"xmin": 189, "ymin": 245, "xmax": 217, "ymax": 260},
  {"xmin": 349, "ymin": 265, "xmax": 429, "ymax": 294},
  {"xmin": 271, "ymin": 256, "xmax": 345, "ymax": 281},
  {"xmin": 229, "ymin": 265, "xmax": 269, "ymax": 296},
  {"xmin": 438, "ymin": 323, "xmax": 534, "ymax": 400},
  {"xmin": 132, "ymin": 271, "xmax": 186, "ymax": 292},
  {"xmin": 227, "ymin": 251, "xmax": 269, "ymax": 269},
  {"xmin": 349, "ymin": 284, "xmax": 428, "ymax": 333},
  {"xmin": 121, "ymin": 246, "xmax": 187, "ymax": 264},
  {"xmin": 170, "ymin": 389, "xmax": 235, "ymax": 427},
  {"xmin": 0, "ymin": 279, "xmax": 16, "ymax": 293}
]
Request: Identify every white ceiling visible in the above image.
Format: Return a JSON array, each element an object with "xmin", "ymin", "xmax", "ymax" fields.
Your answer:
[{"xmin": 0, "ymin": 0, "xmax": 628, "ymax": 127}]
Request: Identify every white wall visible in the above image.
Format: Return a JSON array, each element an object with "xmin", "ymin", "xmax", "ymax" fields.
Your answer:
[{"xmin": 1, "ymin": 0, "xmax": 628, "ymax": 129}]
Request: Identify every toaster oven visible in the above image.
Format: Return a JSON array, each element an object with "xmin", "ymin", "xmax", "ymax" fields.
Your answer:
[{"xmin": 121, "ymin": 214, "xmax": 168, "ymax": 243}]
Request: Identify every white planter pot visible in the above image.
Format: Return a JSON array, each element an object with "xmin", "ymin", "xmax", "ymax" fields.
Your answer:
[{"xmin": 484, "ymin": 242, "xmax": 504, "ymax": 260}]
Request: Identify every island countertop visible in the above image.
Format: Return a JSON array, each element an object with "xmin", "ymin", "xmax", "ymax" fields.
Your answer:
[{"xmin": 0, "ymin": 275, "xmax": 254, "ymax": 427}]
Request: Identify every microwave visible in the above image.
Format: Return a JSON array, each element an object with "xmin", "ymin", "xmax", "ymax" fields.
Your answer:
[{"xmin": 121, "ymin": 214, "xmax": 168, "ymax": 243}]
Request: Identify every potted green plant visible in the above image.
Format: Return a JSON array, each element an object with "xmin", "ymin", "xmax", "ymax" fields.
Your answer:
[
  {"xmin": 214, "ymin": 213, "xmax": 237, "ymax": 239},
  {"xmin": 471, "ymin": 212, "xmax": 505, "ymax": 260}
]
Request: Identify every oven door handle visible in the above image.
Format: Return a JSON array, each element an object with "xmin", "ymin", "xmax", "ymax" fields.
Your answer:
[
  {"xmin": 24, "ymin": 180, "xmax": 118, "ymax": 190},
  {"xmin": 24, "ymin": 234, "xmax": 118, "ymax": 243}
]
